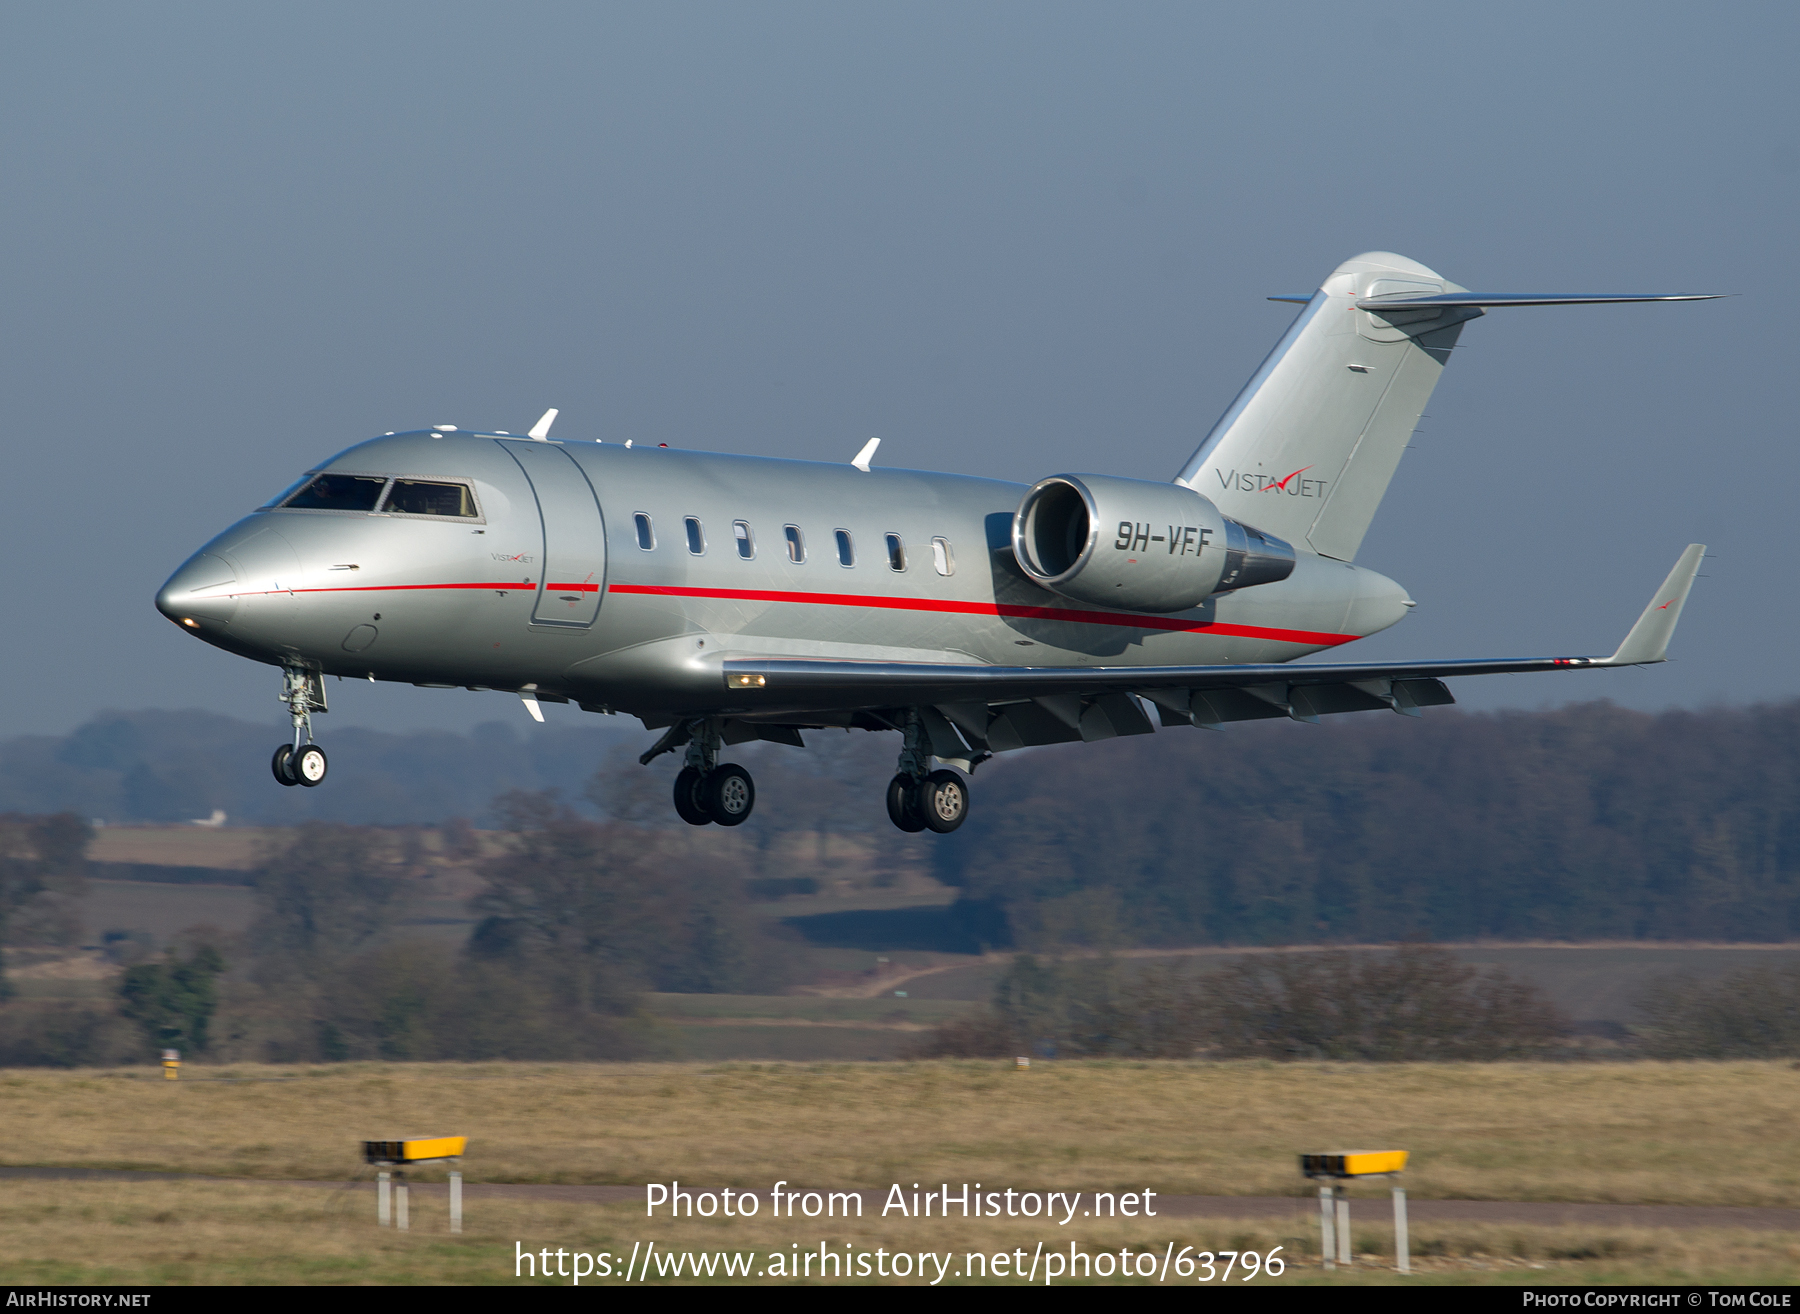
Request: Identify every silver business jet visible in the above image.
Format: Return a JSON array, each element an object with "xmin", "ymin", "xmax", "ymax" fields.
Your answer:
[{"xmin": 156, "ymin": 252, "xmax": 1718, "ymax": 833}]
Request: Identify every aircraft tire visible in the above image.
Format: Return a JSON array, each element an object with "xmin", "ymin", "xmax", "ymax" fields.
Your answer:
[
  {"xmin": 293, "ymin": 744, "xmax": 328, "ymax": 787},
  {"xmin": 885, "ymin": 774, "xmax": 927, "ymax": 832},
  {"xmin": 704, "ymin": 764, "xmax": 755, "ymax": 826},
  {"xmin": 917, "ymin": 769, "xmax": 969, "ymax": 834},
  {"xmin": 271, "ymin": 745, "xmax": 299, "ymax": 787},
  {"xmin": 673, "ymin": 767, "xmax": 713, "ymax": 825}
]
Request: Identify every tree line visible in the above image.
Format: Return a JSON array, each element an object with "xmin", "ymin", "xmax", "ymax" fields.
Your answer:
[
  {"xmin": 6, "ymin": 696, "xmax": 1800, "ymax": 1063},
  {"xmin": 0, "ymin": 797, "xmax": 796, "ymax": 1064},
  {"xmin": 921, "ymin": 946, "xmax": 1572, "ymax": 1061},
  {"xmin": 933, "ymin": 699, "xmax": 1800, "ymax": 948}
]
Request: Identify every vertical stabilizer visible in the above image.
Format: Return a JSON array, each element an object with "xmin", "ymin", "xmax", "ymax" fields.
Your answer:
[{"xmin": 1175, "ymin": 252, "xmax": 1479, "ymax": 562}]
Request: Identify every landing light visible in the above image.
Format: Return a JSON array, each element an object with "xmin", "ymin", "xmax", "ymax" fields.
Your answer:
[
  {"xmin": 180, "ymin": 618, "xmax": 200, "ymax": 629},
  {"xmin": 729, "ymin": 673, "xmax": 767, "ymax": 688}
]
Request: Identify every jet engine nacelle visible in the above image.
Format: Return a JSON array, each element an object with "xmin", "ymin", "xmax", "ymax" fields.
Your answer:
[{"xmin": 1012, "ymin": 473, "xmax": 1296, "ymax": 613}]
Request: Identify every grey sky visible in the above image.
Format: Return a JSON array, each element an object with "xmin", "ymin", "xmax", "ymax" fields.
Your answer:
[{"xmin": 2, "ymin": 2, "xmax": 1791, "ymax": 738}]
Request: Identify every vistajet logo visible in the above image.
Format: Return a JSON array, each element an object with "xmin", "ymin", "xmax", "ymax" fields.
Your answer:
[{"xmin": 1214, "ymin": 467, "xmax": 1328, "ymax": 499}]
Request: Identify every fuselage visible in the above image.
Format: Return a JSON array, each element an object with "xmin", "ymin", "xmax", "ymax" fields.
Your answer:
[{"xmin": 155, "ymin": 430, "xmax": 1413, "ymax": 723}]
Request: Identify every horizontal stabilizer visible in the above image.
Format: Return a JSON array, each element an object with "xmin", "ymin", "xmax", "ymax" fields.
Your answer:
[
  {"xmin": 1357, "ymin": 292, "xmax": 1724, "ymax": 310},
  {"xmin": 1600, "ymin": 544, "xmax": 1706, "ymax": 666}
]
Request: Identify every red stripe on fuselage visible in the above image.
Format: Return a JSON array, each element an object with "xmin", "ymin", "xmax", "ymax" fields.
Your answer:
[
  {"xmin": 606, "ymin": 583, "xmax": 1358, "ymax": 646},
  {"xmin": 213, "ymin": 579, "xmax": 1355, "ymax": 646},
  {"xmin": 222, "ymin": 581, "xmax": 600, "ymax": 596}
]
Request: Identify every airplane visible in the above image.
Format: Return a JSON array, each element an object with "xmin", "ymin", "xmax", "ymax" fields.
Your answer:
[{"xmin": 155, "ymin": 251, "xmax": 1719, "ymax": 834}]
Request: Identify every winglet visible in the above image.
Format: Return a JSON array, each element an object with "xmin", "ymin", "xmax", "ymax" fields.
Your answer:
[
  {"xmin": 1602, "ymin": 545, "xmax": 1706, "ymax": 665},
  {"xmin": 851, "ymin": 437, "xmax": 880, "ymax": 472},
  {"xmin": 528, "ymin": 408, "xmax": 559, "ymax": 441}
]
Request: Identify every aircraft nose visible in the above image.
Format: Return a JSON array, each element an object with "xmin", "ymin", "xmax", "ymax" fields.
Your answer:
[{"xmin": 156, "ymin": 552, "xmax": 239, "ymax": 630}]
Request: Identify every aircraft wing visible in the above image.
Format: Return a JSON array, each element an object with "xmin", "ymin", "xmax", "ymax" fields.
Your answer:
[{"xmin": 717, "ymin": 546, "xmax": 1704, "ymax": 741}]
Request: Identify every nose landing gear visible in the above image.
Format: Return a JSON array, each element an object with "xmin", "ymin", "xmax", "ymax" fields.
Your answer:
[{"xmin": 271, "ymin": 667, "xmax": 329, "ymax": 788}]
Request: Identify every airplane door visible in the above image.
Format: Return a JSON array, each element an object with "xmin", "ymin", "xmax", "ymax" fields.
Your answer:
[{"xmin": 500, "ymin": 441, "xmax": 606, "ymax": 627}]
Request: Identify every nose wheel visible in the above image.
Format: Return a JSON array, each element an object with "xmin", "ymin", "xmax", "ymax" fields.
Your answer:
[{"xmin": 272, "ymin": 742, "xmax": 328, "ymax": 787}]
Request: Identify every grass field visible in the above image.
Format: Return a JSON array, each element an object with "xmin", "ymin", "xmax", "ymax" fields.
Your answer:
[
  {"xmin": 5, "ymin": 1060, "xmax": 1800, "ymax": 1285},
  {"xmin": 87, "ymin": 827, "xmax": 266, "ymax": 870},
  {"xmin": 4, "ymin": 1060, "xmax": 1799, "ymax": 1207}
]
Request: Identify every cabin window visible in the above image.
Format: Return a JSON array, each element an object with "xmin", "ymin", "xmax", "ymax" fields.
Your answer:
[
  {"xmin": 734, "ymin": 520, "xmax": 755, "ymax": 560},
  {"xmin": 383, "ymin": 479, "xmax": 478, "ymax": 517},
  {"xmin": 931, "ymin": 537, "xmax": 954, "ymax": 576},
  {"xmin": 634, "ymin": 513, "xmax": 655, "ymax": 550},
  {"xmin": 784, "ymin": 525, "xmax": 805, "ymax": 564},
  {"xmin": 835, "ymin": 529, "xmax": 855, "ymax": 567},
  {"xmin": 282, "ymin": 474, "xmax": 387, "ymax": 512},
  {"xmin": 684, "ymin": 517, "xmax": 705, "ymax": 555},
  {"xmin": 885, "ymin": 533, "xmax": 906, "ymax": 572}
]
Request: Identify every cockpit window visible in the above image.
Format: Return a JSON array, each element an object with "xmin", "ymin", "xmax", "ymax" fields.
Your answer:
[
  {"xmin": 281, "ymin": 474, "xmax": 388, "ymax": 512},
  {"xmin": 382, "ymin": 479, "xmax": 477, "ymax": 517}
]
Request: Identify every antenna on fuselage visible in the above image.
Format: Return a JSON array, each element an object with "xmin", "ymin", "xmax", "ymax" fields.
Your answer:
[
  {"xmin": 528, "ymin": 409, "xmax": 559, "ymax": 441},
  {"xmin": 851, "ymin": 437, "xmax": 880, "ymax": 472}
]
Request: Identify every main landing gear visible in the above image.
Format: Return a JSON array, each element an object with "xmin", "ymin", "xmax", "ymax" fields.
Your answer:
[
  {"xmin": 271, "ymin": 666, "xmax": 329, "ymax": 788},
  {"xmin": 637, "ymin": 712, "xmax": 969, "ymax": 832},
  {"xmin": 885, "ymin": 711, "xmax": 969, "ymax": 834},
  {"xmin": 667, "ymin": 722, "xmax": 756, "ymax": 827}
]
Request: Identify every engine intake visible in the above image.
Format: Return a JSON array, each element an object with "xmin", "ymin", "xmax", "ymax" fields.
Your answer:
[{"xmin": 1012, "ymin": 473, "xmax": 1295, "ymax": 613}]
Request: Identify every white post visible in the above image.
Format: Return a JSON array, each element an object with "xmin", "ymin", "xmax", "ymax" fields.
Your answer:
[
  {"xmin": 450, "ymin": 1169, "xmax": 462, "ymax": 1235},
  {"xmin": 1335, "ymin": 1184, "xmax": 1351, "ymax": 1267},
  {"xmin": 1392, "ymin": 1185, "xmax": 1410, "ymax": 1274},
  {"xmin": 377, "ymin": 1170, "xmax": 390, "ymax": 1227},
  {"xmin": 396, "ymin": 1174, "xmax": 409, "ymax": 1232},
  {"xmin": 1317, "ymin": 1183, "xmax": 1335, "ymax": 1270}
]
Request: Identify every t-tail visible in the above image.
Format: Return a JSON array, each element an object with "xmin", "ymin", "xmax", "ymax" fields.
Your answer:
[{"xmin": 1174, "ymin": 251, "xmax": 1722, "ymax": 562}]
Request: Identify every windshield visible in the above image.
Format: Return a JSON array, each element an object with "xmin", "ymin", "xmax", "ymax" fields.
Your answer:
[
  {"xmin": 384, "ymin": 479, "xmax": 477, "ymax": 517},
  {"xmin": 273, "ymin": 473, "xmax": 479, "ymax": 517},
  {"xmin": 282, "ymin": 474, "xmax": 387, "ymax": 512}
]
